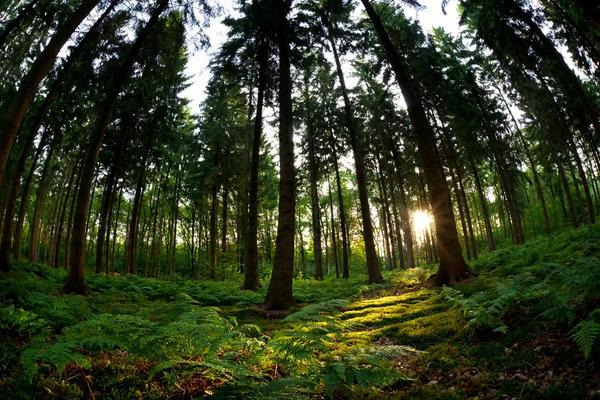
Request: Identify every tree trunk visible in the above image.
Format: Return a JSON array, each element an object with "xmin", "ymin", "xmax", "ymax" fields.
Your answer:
[
  {"xmin": 327, "ymin": 174, "xmax": 340, "ymax": 278},
  {"xmin": 331, "ymin": 136, "xmax": 350, "ymax": 278},
  {"xmin": 306, "ymin": 77, "xmax": 323, "ymax": 280},
  {"xmin": 64, "ymin": 0, "xmax": 168, "ymax": 295},
  {"xmin": 0, "ymin": 0, "xmax": 101, "ymax": 189},
  {"xmin": 13, "ymin": 128, "xmax": 48, "ymax": 260},
  {"xmin": 209, "ymin": 142, "xmax": 220, "ymax": 281},
  {"xmin": 361, "ymin": 0, "xmax": 474, "ymax": 285},
  {"xmin": 220, "ymin": 176, "xmax": 229, "ymax": 276},
  {"xmin": 264, "ymin": 1, "xmax": 296, "ymax": 310},
  {"xmin": 29, "ymin": 124, "xmax": 61, "ymax": 262},
  {"xmin": 362, "ymin": 0, "xmax": 473, "ymax": 285},
  {"xmin": 243, "ymin": 40, "xmax": 267, "ymax": 290},
  {"xmin": 326, "ymin": 19, "xmax": 382, "ymax": 284},
  {"xmin": 0, "ymin": 125, "xmax": 50, "ymax": 271},
  {"xmin": 52, "ymin": 163, "xmax": 78, "ymax": 268}
]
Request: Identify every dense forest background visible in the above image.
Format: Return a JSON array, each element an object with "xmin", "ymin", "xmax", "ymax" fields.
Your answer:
[{"xmin": 1, "ymin": 0, "xmax": 600, "ymax": 398}]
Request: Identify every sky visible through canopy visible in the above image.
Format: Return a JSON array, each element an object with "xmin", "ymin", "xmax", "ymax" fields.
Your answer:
[{"xmin": 181, "ymin": 0, "xmax": 462, "ymax": 114}]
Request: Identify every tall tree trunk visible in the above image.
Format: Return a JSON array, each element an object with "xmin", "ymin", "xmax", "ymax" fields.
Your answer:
[
  {"xmin": 64, "ymin": 0, "xmax": 168, "ymax": 295},
  {"xmin": 362, "ymin": 0, "xmax": 467, "ymax": 280},
  {"xmin": 327, "ymin": 174, "xmax": 340, "ymax": 278},
  {"xmin": 109, "ymin": 186, "xmax": 123, "ymax": 274},
  {"xmin": 389, "ymin": 180, "xmax": 406, "ymax": 269},
  {"xmin": 331, "ymin": 137, "xmax": 350, "ymax": 278},
  {"xmin": 29, "ymin": 124, "xmax": 61, "ymax": 262},
  {"xmin": 127, "ymin": 162, "xmax": 148, "ymax": 275},
  {"xmin": 326, "ymin": 19, "xmax": 382, "ymax": 284},
  {"xmin": 497, "ymin": 89, "xmax": 551, "ymax": 234},
  {"xmin": 53, "ymin": 163, "xmax": 78, "ymax": 268},
  {"xmin": 65, "ymin": 162, "xmax": 83, "ymax": 272},
  {"xmin": 95, "ymin": 162, "xmax": 119, "ymax": 273},
  {"xmin": 169, "ymin": 172, "xmax": 180, "ymax": 277},
  {"xmin": 13, "ymin": 128, "xmax": 48, "ymax": 260},
  {"xmin": 209, "ymin": 143, "xmax": 220, "ymax": 281},
  {"xmin": 264, "ymin": 1, "xmax": 296, "ymax": 310},
  {"xmin": 0, "ymin": 0, "xmax": 101, "ymax": 189},
  {"xmin": 243, "ymin": 40, "xmax": 267, "ymax": 290},
  {"xmin": 0, "ymin": 125, "xmax": 50, "ymax": 271},
  {"xmin": 220, "ymin": 176, "xmax": 229, "ymax": 277},
  {"xmin": 306, "ymin": 79, "xmax": 323, "ymax": 280}
]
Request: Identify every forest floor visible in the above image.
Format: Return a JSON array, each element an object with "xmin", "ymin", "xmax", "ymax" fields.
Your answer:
[{"xmin": 1, "ymin": 225, "xmax": 600, "ymax": 399}]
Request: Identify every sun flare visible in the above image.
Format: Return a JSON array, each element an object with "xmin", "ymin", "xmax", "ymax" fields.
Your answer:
[{"xmin": 412, "ymin": 210, "xmax": 433, "ymax": 241}]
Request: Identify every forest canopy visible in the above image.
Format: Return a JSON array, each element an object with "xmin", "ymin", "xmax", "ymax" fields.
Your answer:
[{"xmin": 1, "ymin": 0, "xmax": 600, "ymax": 398}]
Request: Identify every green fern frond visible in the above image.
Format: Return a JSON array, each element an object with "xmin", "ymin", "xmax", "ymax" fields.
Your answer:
[{"xmin": 571, "ymin": 319, "xmax": 600, "ymax": 358}]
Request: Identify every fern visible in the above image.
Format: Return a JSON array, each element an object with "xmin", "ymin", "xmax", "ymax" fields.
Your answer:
[
  {"xmin": 0, "ymin": 305, "xmax": 48, "ymax": 336},
  {"xmin": 571, "ymin": 309, "xmax": 600, "ymax": 358}
]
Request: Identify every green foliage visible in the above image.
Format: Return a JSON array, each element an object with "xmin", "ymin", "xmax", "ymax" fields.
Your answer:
[
  {"xmin": 571, "ymin": 309, "xmax": 600, "ymax": 359},
  {"xmin": 440, "ymin": 225, "xmax": 600, "ymax": 360}
]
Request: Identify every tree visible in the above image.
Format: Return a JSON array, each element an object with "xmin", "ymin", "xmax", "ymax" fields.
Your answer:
[
  {"xmin": 360, "ymin": 0, "xmax": 475, "ymax": 285},
  {"xmin": 64, "ymin": 0, "xmax": 170, "ymax": 295},
  {"xmin": 0, "ymin": 0, "xmax": 101, "ymax": 189},
  {"xmin": 264, "ymin": 0, "xmax": 296, "ymax": 311}
]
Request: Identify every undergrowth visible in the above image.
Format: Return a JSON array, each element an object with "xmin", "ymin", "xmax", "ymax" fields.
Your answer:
[
  {"xmin": 2, "ymin": 225, "xmax": 600, "ymax": 398},
  {"xmin": 0, "ymin": 260, "xmax": 422, "ymax": 398}
]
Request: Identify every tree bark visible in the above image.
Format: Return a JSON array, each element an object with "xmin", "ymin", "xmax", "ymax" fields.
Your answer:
[
  {"xmin": 209, "ymin": 142, "xmax": 220, "ymax": 281},
  {"xmin": 326, "ymin": 18, "xmax": 382, "ymax": 284},
  {"xmin": 305, "ymin": 74, "xmax": 323, "ymax": 280},
  {"xmin": 264, "ymin": 1, "xmax": 296, "ymax": 310},
  {"xmin": 326, "ymin": 174, "xmax": 340, "ymax": 278},
  {"xmin": 243, "ymin": 40, "xmax": 267, "ymax": 290}
]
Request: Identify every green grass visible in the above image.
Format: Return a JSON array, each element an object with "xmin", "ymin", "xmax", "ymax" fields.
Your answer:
[{"xmin": 1, "ymin": 225, "xmax": 600, "ymax": 398}]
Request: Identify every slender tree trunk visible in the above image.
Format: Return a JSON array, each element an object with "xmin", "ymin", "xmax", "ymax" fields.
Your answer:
[
  {"xmin": 326, "ymin": 20, "xmax": 382, "ymax": 284},
  {"xmin": 169, "ymin": 173, "xmax": 180, "ymax": 277},
  {"xmin": 220, "ymin": 177, "xmax": 229, "ymax": 277},
  {"xmin": 29, "ymin": 125, "xmax": 61, "ymax": 262},
  {"xmin": 363, "ymin": 0, "xmax": 469, "ymax": 281},
  {"xmin": 109, "ymin": 185, "xmax": 122, "ymax": 274},
  {"xmin": 0, "ymin": 0, "xmax": 101, "ymax": 189},
  {"xmin": 389, "ymin": 181, "xmax": 406, "ymax": 269},
  {"xmin": 127, "ymin": 164, "xmax": 147, "ymax": 275},
  {"xmin": 0, "ymin": 125, "xmax": 51, "ymax": 271},
  {"xmin": 243, "ymin": 41, "xmax": 267, "ymax": 290},
  {"xmin": 64, "ymin": 162, "xmax": 83, "ymax": 272},
  {"xmin": 331, "ymin": 138, "xmax": 350, "ymax": 278},
  {"xmin": 264, "ymin": 1, "xmax": 296, "ymax": 310},
  {"xmin": 306, "ymin": 79, "xmax": 323, "ymax": 280},
  {"xmin": 209, "ymin": 143, "xmax": 220, "ymax": 281},
  {"xmin": 327, "ymin": 174, "xmax": 340, "ymax": 278},
  {"xmin": 53, "ymin": 164, "xmax": 78, "ymax": 268},
  {"xmin": 95, "ymin": 164, "xmax": 118, "ymax": 273}
]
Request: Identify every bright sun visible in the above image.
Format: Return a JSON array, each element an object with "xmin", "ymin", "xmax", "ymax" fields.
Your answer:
[{"xmin": 412, "ymin": 210, "xmax": 433, "ymax": 240}]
